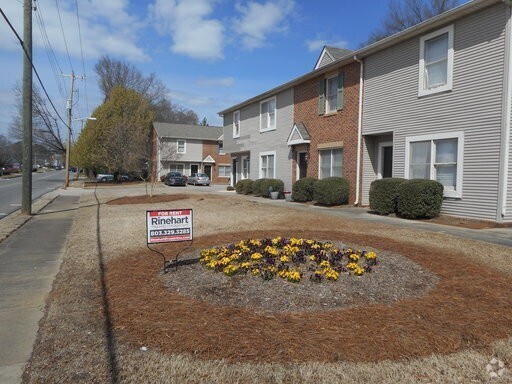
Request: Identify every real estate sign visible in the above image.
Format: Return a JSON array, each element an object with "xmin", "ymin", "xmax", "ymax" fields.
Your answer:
[{"xmin": 146, "ymin": 209, "xmax": 193, "ymax": 244}]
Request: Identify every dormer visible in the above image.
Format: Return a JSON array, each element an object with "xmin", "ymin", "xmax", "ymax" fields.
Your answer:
[{"xmin": 314, "ymin": 46, "xmax": 353, "ymax": 70}]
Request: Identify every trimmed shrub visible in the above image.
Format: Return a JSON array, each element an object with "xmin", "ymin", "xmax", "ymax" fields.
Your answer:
[
  {"xmin": 292, "ymin": 177, "xmax": 317, "ymax": 202},
  {"xmin": 252, "ymin": 179, "xmax": 268, "ymax": 196},
  {"xmin": 396, "ymin": 179, "xmax": 444, "ymax": 219},
  {"xmin": 260, "ymin": 179, "xmax": 284, "ymax": 198},
  {"xmin": 369, "ymin": 178, "xmax": 405, "ymax": 215},
  {"xmin": 226, "ymin": 185, "xmax": 235, "ymax": 191},
  {"xmin": 235, "ymin": 179, "xmax": 253, "ymax": 194},
  {"xmin": 313, "ymin": 177, "xmax": 349, "ymax": 206}
]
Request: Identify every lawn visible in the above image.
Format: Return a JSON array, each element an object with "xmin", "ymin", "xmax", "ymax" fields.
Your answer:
[{"xmin": 23, "ymin": 188, "xmax": 512, "ymax": 383}]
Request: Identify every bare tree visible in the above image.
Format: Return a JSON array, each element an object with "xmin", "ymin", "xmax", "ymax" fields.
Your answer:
[
  {"xmin": 365, "ymin": 0, "xmax": 460, "ymax": 45},
  {"xmin": 0, "ymin": 135, "xmax": 11, "ymax": 167},
  {"xmin": 9, "ymin": 84, "xmax": 65, "ymax": 155},
  {"xmin": 94, "ymin": 56, "xmax": 199, "ymax": 125}
]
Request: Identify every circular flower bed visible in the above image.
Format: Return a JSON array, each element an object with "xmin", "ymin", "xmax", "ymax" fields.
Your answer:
[{"xmin": 200, "ymin": 237, "xmax": 378, "ymax": 283}]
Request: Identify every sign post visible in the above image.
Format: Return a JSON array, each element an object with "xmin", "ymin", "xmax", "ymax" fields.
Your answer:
[{"xmin": 146, "ymin": 209, "xmax": 193, "ymax": 272}]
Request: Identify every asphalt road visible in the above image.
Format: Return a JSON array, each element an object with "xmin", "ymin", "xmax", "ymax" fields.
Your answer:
[{"xmin": 0, "ymin": 170, "xmax": 68, "ymax": 218}]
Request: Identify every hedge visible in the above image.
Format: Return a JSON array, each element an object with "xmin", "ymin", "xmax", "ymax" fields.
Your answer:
[
  {"xmin": 396, "ymin": 179, "xmax": 444, "ymax": 219},
  {"xmin": 292, "ymin": 177, "xmax": 317, "ymax": 202},
  {"xmin": 252, "ymin": 179, "xmax": 268, "ymax": 196},
  {"xmin": 313, "ymin": 177, "xmax": 349, "ymax": 206},
  {"xmin": 235, "ymin": 179, "xmax": 253, "ymax": 195},
  {"xmin": 369, "ymin": 178, "xmax": 405, "ymax": 215}
]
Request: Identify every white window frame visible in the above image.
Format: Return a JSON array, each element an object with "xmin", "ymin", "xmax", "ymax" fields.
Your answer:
[
  {"xmin": 177, "ymin": 139, "xmax": 186, "ymax": 154},
  {"xmin": 318, "ymin": 148, "xmax": 343, "ymax": 179},
  {"xmin": 169, "ymin": 163, "xmax": 185, "ymax": 173},
  {"xmin": 218, "ymin": 165, "xmax": 231, "ymax": 177},
  {"xmin": 418, "ymin": 25, "xmax": 454, "ymax": 97},
  {"xmin": 233, "ymin": 110, "xmax": 240, "ymax": 138},
  {"xmin": 405, "ymin": 131, "xmax": 464, "ymax": 198},
  {"xmin": 325, "ymin": 75, "xmax": 338, "ymax": 114},
  {"xmin": 241, "ymin": 156, "xmax": 250, "ymax": 179},
  {"xmin": 259, "ymin": 151, "xmax": 276, "ymax": 179},
  {"xmin": 218, "ymin": 141, "xmax": 225, "ymax": 154},
  {"xmin": 259, "ymin": 97, "xmax": 276, "ymax": 132}
]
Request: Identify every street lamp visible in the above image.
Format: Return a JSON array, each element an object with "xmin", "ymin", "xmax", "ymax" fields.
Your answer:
[{"xmin": 65, "ymin": 116, "xmax": 96, "ymax": 188}]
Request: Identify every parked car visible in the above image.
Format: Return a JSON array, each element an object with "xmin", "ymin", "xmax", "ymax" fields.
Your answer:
[
  {"xmin": 96, "ymin": 174, "xmax": 114, "ymax": 182},
  {"xmin": 164, "ymin": 172, "xmax": 187, "ymax": 186},
  {"xmin": 187, "ymin": 173, "xmax": 211, "ymax": 186}
]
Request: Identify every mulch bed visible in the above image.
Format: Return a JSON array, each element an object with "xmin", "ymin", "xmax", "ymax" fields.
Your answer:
[
  {"xmin": 106, "ymin": 194, "xmax": 191, "ymax": 205},
  {"xmin": 106, "ymin": 229, "xmax": 512, "ymax": 364},
  {"xmin": 161, "ymin": 244, "xmax": 439, "ymax": 315}
]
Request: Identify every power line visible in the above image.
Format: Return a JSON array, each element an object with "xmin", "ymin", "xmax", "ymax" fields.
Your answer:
[
  {"xmin": 55, "ymin": 0, "xmax": 73, "ymax": 71},
  {"xmin": 74, "ymin": 0, "xmax": 89, "ymax": 115},
  {"xmin": 0, "ymin": 7, "xmax": 69, "ymax": 128},
  {"xmin": 34, "ymin": 2, "xmax": 66, "ymax": 98}
]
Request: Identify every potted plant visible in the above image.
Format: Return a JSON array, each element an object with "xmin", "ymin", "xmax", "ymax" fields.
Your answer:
[
  {"xmin": 283, "ymin": 191, "xmax": 292, "ymax": 202},
  {"xmin": 269, "ymin": 186, "xmax": 279, "ymax": 200}
]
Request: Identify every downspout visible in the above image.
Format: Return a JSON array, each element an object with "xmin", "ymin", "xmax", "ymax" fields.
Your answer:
[
  {"xmin": 498, "ymin": 0, "xmax": 512, "ymax": 221},
  {"xmin": 354, "ymin": 55, "xmax": 364, "ymax": 206}
]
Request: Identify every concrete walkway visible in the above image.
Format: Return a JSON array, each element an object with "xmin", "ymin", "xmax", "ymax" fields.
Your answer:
[{"xmin": 0, "ymin": 191, "xmax": 81, "ymax": 384}]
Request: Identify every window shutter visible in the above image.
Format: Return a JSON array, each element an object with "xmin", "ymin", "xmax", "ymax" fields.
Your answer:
[
  {"xmin": 336, "ymin": 72, "xmax": 344, "ymax": 110},
  {"xmin": 318, "ymin": 79, "xmax": 325, "ymax": 115}
]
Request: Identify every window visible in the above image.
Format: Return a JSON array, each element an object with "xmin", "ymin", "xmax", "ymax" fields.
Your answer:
[
  {"xmin": 318, "ymin": 72, "xmax": 344, "ymax": 115},
  {"xmin": 326, "ymin": 76, "xmax": 338, "ymax": 113},
  {"xmin": 177, "ymin": 140, "xmax": 186, "ymax": 153},
  {"xmin": 233, "ymin": 110, "xmax": 240, "ymax": 138},
  {"xmin": 260, "ymin": 97, "xmax": 276, "ymax": 132},
  {"xmin": 319, "ymin": 148, "xmax": 343, "ymax": 179},
  {"xmin": 405, "ymin": 132, "xmax": 464, "ymax": 198},
  {"xmin": 259, "ymin": 152, "xmax": 275, "ymax": 178},
  {"xmin": 169, "ymin": 164, "xmax": 184, "ymax": 173},
  {"xmin": 218, "ymin": 141, "xmax": 224, "ymax": 154},
  {"xmin": 419, "ymin": 25, "xmax": 454, "ymax": 96},
  {"xmin": 218, "ymin": 165, "xmax": 231, "ymax": 177},
  {"xmin": 242, "ymin": 157, "xmax": 250, "ymax": 179}
]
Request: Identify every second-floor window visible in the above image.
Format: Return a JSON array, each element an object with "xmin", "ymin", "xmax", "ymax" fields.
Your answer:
[
  {"xmin": 233, "ymin": 110, "xmax": 240, "ymax": 138},
  {"xmin": 260, "ymin": 97, "xmax": 276, "ymax": 132},
  {"xmin": 218, "ymin": 141, "xmax": 224, "ymax": 154},
  {"xmin": 177, "ymin": 140, "xmax": 186, "ymax": 154},
  {"xmin": 419, "ymin": 25, "xmax": 454, "ymax": 96},
  {"xmin": 326, "ymin": 76, "xmax": 338, "ymax": 113}
]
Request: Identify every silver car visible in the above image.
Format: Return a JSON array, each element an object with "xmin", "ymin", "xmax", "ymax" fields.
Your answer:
[{"xmin": 187, "ymin": 173, "xmax": 210, "ymax": 186}]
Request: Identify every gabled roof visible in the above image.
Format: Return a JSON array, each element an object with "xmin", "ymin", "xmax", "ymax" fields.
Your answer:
[
  {"xmin": 287, "ymin": 122, "xmax": 311, "ymax": 146},
  {"xmin": 218, "ymin": 0, "xmax": 501, "ymax": 116},
  {"xmin": 153, "ymin": 122, "xmax": 223, "ymax": 141},
  {"xmin": 314, "ymin": 46, "xmax": 353, "ymax": 70},
  {"xmin": 202, "ymin": 155, "xmax": 216, "ymax": 163}
]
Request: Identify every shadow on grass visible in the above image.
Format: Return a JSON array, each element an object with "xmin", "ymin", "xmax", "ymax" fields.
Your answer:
[{"xmin": 93, "ymin": 187, "xmax": 119, "ymax": 383}]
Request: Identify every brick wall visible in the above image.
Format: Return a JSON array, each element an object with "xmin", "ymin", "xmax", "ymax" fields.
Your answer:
[
  {"xmin": 202, "ymin": 140, "xmax": 231, "ymax": 185},
  {"xmin": 293, "ymin": 62, "xmax": 361, "ymax": 203}
]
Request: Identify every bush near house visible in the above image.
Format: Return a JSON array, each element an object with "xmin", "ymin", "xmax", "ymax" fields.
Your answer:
[
  {"xmin": 369, "ymin": 178, "xmax": 406, "ymax": 215},
  {"xmin": 260, "ymin": 179, "xmax": 284, "ymax": 198},
  {"xmin": 396, "ymin": 179, "xmax": 444, "ymax": 219},
  {"xmin": 313, "ymin": 177, "xmax": 350, "ymax": 206},
  {"xmin": 252, "ymin": 179, "xmax": 268, "ymax": 196},
  {"xmin": 236, "ymin": 179, "xmax": 254, "ymax": 195},
  {"xmin": 292, "ymin": 177, "xmax": 317, "ymax": 202}
]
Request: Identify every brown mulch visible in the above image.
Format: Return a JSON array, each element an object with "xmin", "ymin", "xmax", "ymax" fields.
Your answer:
[
  {"xmin": 106, "ymin": 229, "xmax": 512, "ymax": 364},
  {"xmin": 106, "ymin": 194, "xmax": 191, "ymax": 205},
  {"xmin": 161, "ymin": 245, "xmax": 439, "ymax": 315}
]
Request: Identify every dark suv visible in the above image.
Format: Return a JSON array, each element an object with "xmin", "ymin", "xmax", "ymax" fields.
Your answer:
[{"xmin": 164, "ymin": 172, "xmax": 187, "ymax": 186}]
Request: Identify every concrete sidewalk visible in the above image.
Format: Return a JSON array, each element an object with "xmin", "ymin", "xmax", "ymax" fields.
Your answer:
[{"xmin": 0, "ymin": 191, "xmax": 82, "ymax": 383}]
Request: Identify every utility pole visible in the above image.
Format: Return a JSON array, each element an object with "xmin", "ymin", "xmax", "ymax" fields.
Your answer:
[
  {"xmin": 21, "ymin": 0, "xmax": 33, "ymax": 215},
  {"xmin": 64, "ymin": 71, "xmax": 74, "ymax": 189},
  {"xmin": 62, "ymin": 72, "xmax": 83, "ymax": 188}
]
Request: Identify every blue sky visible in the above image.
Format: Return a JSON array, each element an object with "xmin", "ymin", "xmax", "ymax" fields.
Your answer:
[{"xmin": 0, "ymin": 0, "xmax": 424, "ymax": 138}]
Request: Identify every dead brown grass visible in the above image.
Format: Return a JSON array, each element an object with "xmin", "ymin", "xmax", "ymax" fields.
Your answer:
[{"xmin": 23, "ymin": 188, "xmax": 512, "ymax": 383}]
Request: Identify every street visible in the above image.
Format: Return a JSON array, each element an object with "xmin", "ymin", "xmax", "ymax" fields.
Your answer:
[{"xmin": 0, "ymin": 170, "xmax": 67, "ymax": 218}]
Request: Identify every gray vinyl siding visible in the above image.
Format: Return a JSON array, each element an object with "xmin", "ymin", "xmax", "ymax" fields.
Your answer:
[
  {"xmin": 222, "ymin": 88, "xmax": 295, "ymax": 189},
  {"xmin": 362, "ymin": 3, "xmax": 507, "ymax": 221},
  {"xmin": 506, "ymin": 106, "xmax": 512, "ymax": 221},
  {"xmin": 318, "ymin": 53, "xmax": 333, "ymax": 68}
]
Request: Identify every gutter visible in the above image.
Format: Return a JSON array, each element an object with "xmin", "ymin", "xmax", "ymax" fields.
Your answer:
[
  {"xmin": 498, "ymin": 0, "xmax": 512, "ymax": 221},
  {"xmin": 353, "ymin": 55, "xmax": 364, "ymax": 206}
]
